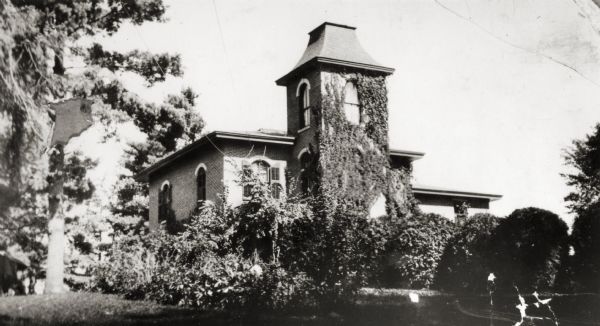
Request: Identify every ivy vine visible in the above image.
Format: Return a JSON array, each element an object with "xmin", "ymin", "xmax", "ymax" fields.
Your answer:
[{"xmin": 309, "ymin": 70, "xmax": 417, "ymax": 218}]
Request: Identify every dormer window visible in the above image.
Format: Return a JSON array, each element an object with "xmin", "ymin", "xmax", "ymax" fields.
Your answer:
[
  {"xmin": 298, "ymin": 83, "xmax": 310, "ymax": 129},
  {"xmin": 343, "ymin": 81, "xmax": 361, "ymax": 125}
]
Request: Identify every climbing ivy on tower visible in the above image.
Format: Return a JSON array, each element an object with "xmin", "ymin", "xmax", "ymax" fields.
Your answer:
[{"xmin": 313, "ymin": 70, "xmax": 417, "ymax": 218}]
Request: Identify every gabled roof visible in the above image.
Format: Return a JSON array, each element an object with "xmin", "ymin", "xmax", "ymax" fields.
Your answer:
[
  {"xmin": 412, "ymin": 184, "xmax": 502, "ymax": 201},
  {"xmin": 135, "ymin": 130, "xmax": 294, "ymax": 182},
  {"xmin": 276, "ymin": 22, "xmax": 395, "ymax": 86}
]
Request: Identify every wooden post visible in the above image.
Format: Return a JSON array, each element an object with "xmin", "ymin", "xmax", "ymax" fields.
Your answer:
[{"xmin": 44, "ymin": 143, "xmax": 65, "ymax": 294}]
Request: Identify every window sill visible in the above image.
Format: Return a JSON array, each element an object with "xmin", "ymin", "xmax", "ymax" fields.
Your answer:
[{"xmin": 298, "ymin": 126, "xmax": 310, "ymax": 134}]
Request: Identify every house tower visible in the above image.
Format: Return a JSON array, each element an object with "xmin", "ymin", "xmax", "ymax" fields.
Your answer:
[{"xmin": 276, "ymin": 22, "xmax": 398, "ymax": 211}]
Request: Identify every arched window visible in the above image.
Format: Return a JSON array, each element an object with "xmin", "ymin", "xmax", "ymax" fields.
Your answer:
[
  {"xmin": 196, "ymin": 168, "xmax": 206, "ymax": 202},
  {"xmin": 299, "ymin": 152, "xmax": 312, "ymax": 194},
  {"xmin": 158, "ymin": 182, "xmax": 172, "ymax": 222},
  {"xmin": 252, "ymin": 160, "xmax": 270, "ymax": 183},
  {"xmin": 343, "ymin": 81, "xmax": 361, "ymax": 125},
  {"xmin": 243, "ymin": 160, "xmax": 272, "ymax": 197},
  {"xmin": 298, "ymin": 83, "xmax": 310, "ymax": 128}
]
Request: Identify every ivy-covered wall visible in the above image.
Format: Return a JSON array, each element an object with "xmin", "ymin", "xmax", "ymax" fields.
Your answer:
[{"xmin": 310, "ymin": 69, "xmax": 417, "ymax": 218}]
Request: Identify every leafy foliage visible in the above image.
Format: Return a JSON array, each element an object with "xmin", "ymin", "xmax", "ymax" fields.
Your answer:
[
  {"xmin": 316, "ymin": 71, "xmax": 417, "ymax": 218},
  {"xmin": 62, "ymin": 152, "xmax": 96, "ymax": 204},
  {"xmin": 563, "ymin": 123, "xmax": 600, "ymax": 214},
  {"xmin": 0, "ymin": 151, "xmax": 97, "ymax": 280},
  {"xmin": 490, "ymin": 207, "xmax": 569, "ymax": 292},
  {"xmin": 279, "ymin": 200, "xmax": 388, "ymax": 303},
  {"xmin": 91, "ymin": 199, "xmax": 312, "ymax": 310},
  {"xmin": 88, "ymin": 236, "xmax": 155, "ymax": 299},
  {"xmin": 1, "ymin": 0, "xmax": 201, "ymax": 286},
  {"xmin": 570, "ymin": 202, "xmax": 600, "ymax": 293},
  {"xmin": 380, "ymin": 213, "xmax": 456, "ymax": 289},
  {"xmin": 106, "ymin": 86, "xmax": 204, "ymax": 236},
  {"xmin": 435, "ymin": 213, "xmax": 500, "ymax": 293},
  {"xmin": 87, "ymin": 43, "xmax": 181, "ymax": 85},
  {"xmin": 92, "ymin": 179, "xmax": 389, "ymax": 310}
]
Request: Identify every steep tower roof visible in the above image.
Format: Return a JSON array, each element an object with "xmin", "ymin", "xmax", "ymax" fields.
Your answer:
[{"xmin": 276, "ymin": 22, "xmax": 394, "ymax": 86}]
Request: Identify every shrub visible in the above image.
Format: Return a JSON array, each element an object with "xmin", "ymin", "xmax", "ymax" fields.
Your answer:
[
  {"xmin": 88, "ymin": 236, "xmax": 155, "ymax": 299},
  {"xmin": 279, "ymin": 201, "xmax": 388, "ymax": 305},
  {"xmin": 91, "ymin": 193, "xmax": 316, "ymax": 311},
  {"xmin": 435, "ymin": 213, "xmax": 500, "ymax": 293},
  {"xmin": 490, "ymin": 207, "xmax": 569, "ymax": 292},
  {"xmin": 92, "ymin": 184, "xmax": 391, "ymax": 310},
  {"xmin": 381, "ymin": 213, "xmax": 456, "ymax": 289},
  {"xmin": 570, "ymin": 202, "xmax": 600, "ymax": 293}
]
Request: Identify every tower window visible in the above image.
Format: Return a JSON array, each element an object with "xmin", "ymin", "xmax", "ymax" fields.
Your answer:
[
  {"xmin": 196, "ymin": 168, "xmax": 206, "ymax": 202},
  {"xmin": 158, "ymin": 182, "xmax": 172, "ymax": 222},
  {"xmin": 343, "ymin": 81, "xmax": 361, "ymax": 125},
  {"xmin": 298, "ymin": 83, "xmax": 310, "ymax": 128}
]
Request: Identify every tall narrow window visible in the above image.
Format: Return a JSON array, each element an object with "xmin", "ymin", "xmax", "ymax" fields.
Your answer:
[
  {"xmin": 343, "ymin": 82, "xmax": 360, "ymax": 125},
  {"xmin": 298, "ymin": 83, "xmax": 310, "ymax": 128},
  {"xmin": 158, "ymin": 183, "xmax": 172, "ymax": 222},
  {"xmin": 196, "ymin": 168, "xmax": 206, "ymax": 202}
]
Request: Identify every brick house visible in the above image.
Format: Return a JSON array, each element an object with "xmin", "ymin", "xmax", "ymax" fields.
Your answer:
[{"xmin": 137, "ymin": 22, "xmax": 501, "ymax": 230}]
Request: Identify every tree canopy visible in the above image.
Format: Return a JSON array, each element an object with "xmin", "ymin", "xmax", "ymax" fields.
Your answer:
[
  {"xmin": 563, "ymin": 123, "xmax": 600, "ymax": 214},
  {"xmin": 0, "ymin": 0, "xmax": 203, "ymax": 282}
]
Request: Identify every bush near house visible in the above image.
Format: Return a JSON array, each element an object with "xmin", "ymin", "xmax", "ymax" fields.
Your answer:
[
  {"xmin": 489, "ymin": 207, "xmax": 569, "ymax": 292},
  {"xmin": 379, "ymin": 213, "xmax": 456, "ymax": 289},
  {"xmin": 279, "ymin": 201, "xmax": 388, "ymax": 304},
  {"xmin": 90, "ymin": 183, "xmax": 388, "ymax": 311},
  {"xmin": 91, "ymin": 195, "xmax": 582, "ymax": 309},
  {"xmin": 435, "ymin": 213, "xmax": 500, "ymax": 293}
]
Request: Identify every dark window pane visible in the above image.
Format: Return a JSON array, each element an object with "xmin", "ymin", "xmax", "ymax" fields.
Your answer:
[
  {"xmin": 197, "ymin": 168, "xmax": 206, "ymax": 201},
  {"xmin": 243, "ymin": 184, "xmax": 253, "ymax": 197},
  {"xmin": 300, "ymin": 152, "xmax": 311, "ymax": 169}
]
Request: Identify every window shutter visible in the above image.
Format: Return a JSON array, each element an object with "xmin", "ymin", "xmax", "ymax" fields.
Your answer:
[{"xmin": 270, "ymin": 167, "xmax": 280, "ymax": 182}]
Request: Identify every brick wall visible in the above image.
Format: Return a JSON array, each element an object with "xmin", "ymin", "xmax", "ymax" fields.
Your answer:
[
  {"xmin": 148, "ymin": 139, "xmax": 292, "ymax": 230},
  {"xmin": 148, "ymin": 146, "xmax": 223, "ymax": 230},
  {"xmin": 285, "ymin": 70, "xmax": 322, "ymax": 194}
]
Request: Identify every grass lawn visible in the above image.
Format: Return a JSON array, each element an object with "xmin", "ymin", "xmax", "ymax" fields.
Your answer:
[
  {"xmin": 0, "ymin": 291, "xmax": 598, "ymax": 325},
  {"xmin": 0, "ymin": 292, "xmax": 220, "ymax": 326}
]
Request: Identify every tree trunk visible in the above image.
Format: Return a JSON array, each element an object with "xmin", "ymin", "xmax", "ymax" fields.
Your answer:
[{"xmin": 44, "ymin": 144, "xmax": 65, "ymax": 294}]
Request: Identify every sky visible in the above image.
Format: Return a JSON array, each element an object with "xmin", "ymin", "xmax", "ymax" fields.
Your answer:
[{"xmin": 74, "ymin": 0, "xmax": 600, "ymax": 226}]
